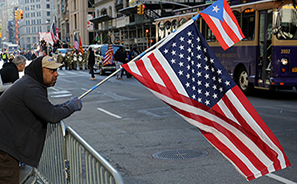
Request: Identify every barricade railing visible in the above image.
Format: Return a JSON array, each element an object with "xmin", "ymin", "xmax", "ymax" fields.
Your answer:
[{"xmin": 21, "ymin": 121, "xmax": 124, "ymax": 184}]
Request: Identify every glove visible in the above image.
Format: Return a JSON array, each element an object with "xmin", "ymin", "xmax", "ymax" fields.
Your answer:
[{"xmin": 70, "ymin": 97, "xmax": 83, "ymax": 111}]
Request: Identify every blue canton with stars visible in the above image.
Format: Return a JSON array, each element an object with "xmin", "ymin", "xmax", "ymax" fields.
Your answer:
[{"xmin": 159, "ymin": 22, "xmax": 236, "ymax": 108}]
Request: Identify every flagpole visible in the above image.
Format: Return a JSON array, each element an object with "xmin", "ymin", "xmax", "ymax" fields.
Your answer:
[
  {"xmin": 78, "ymin": 13, "xmax": 200, "ymax": 100},
  {"xmin": 78, "ymin": 36, "xmax": 169, "ymax": 100}
]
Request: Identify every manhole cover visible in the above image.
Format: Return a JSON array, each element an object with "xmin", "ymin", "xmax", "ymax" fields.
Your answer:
[{"xmin": 152, "ymin": 149, "xmax": 208, "ymax": 160}]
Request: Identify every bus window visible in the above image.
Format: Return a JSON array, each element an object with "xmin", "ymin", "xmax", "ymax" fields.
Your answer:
[
  {"xmin": 242, "ymin": 8, "xmax": 255, "ymax": 40},
  {"xmin": 158, "ymin": 22, "xmax": 165, "ymax": 40},
  {"xmin": 179, "ymin": 18, "xmax": 187, "ymax": 27},
  {"xmin": 172, "ymin": 20, "xmax": 178, "ymax": 31},
  {"xmin": 233, "ymin": 10, "xmax": 241, "ymax": 27},
  {"xmin": 165, "ymin": 21, "xmax": 171, "ymax": 36},
  {"xmin": 275, "ymin": 4, "xmax": 297, "ymax": 40}
]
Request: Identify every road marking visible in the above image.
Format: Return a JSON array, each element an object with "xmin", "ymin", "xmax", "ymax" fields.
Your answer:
[
  {"xmin": 266, "ymin": 173, "xmax": 297, "ymax": 184},
  {"xmin": 51, "ymin": 94, "xmax": 72, "ymax": 98},
  {"xmin": 97, "ymin": 108, "xmax": 122, "ymax": 119},
  {"xmin": 51, "ymin": 90, "xmax": 71, "ymax": 94}
]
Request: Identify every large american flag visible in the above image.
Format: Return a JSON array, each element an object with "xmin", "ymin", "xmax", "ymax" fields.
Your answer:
[
  {"xmin": 122, "ymin": 20, "xmax": 290, "ymax": 181},
  {"xmin": 103, "ymin": 45, "xmax": 113, "ymax": 66},
  {"xmin": 200, "ymin": 0, "xmax": 244, "ymax": 50},
  {"xmin": 50, "ymin": 22, "xmax": 59, "ymax": 43}
]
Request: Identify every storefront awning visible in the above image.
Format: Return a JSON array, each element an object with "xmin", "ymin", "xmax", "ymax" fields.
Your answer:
[
  {"xmin": 90, "ymin": 15, "xmax": 114, "ymax": 24},
  {"xmin": 119, "ymin": 6, "xmax": 137, "ymax": 15}
]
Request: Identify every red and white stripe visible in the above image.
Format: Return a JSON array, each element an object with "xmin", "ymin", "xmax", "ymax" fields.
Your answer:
[
  {"xmin": 201, "ymin": 0, "xmax": 245, "ymax": 50},
  {"xmin": 103, "ymin": 45, "xmax": 113, "ymax": 66},
  {"xmin": 122, "ymin": 49, "xmax": 290, "ymax": 181}
]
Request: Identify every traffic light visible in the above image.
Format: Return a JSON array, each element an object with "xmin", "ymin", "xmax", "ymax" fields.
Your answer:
[
  {"xmin": 20, "ymin": 10, "xmax": 23, "ymax": 19},
  {"xmin": 14, "ymin": 10, "xmax": 19, "ymax": 20},
  {"xmin": 137, "ymin": 4, "xmax": 145, "ymax": 15},
  {"xmin": 145, "ymin": 29, "xmax": 149, "ymax": 37}
]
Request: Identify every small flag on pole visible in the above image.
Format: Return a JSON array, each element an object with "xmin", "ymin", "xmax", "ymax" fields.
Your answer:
[
  {"xmin": 95, "ymin": 32, "xmax": 100, "ymax": 42},
  {"xmin": 122, "ymin": 19, "xmax": 290, "ymax": 181},
  {"xmin": 73, "ymin": 35, "xmax": 79, "ymax": 50},
  {"xmin": 103, "ymin": 45, "xmax": 113, "ymax": 66},
  {"xmin": 200, "ymin": 0, "xmax": 245, "ymax": 50},
  {"xmin": 79, "ymin": 35, "xmax": 84, "ymax": 54}
]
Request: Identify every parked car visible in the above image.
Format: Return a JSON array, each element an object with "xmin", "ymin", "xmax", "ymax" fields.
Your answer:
[{"xmin": 88, "ymin": 44, "xmax": 123, "ymax": 75}]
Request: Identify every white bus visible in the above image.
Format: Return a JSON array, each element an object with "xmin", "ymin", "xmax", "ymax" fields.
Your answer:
[{"xmin": 2, "ymin": 42, "xmax": 20, "ymax": 53}]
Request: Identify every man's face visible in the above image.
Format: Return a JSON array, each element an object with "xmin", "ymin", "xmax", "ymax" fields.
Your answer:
[
  {"xmin": 42, "ymin": 68, "xmax": 59, "ymax": 87},
  {"xmin": 17, "ymin": 61, "xmax": 26, "ymax": 72}
]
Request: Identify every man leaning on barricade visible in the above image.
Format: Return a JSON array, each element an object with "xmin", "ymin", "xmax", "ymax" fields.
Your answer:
[{"xmin": 0, "ymin": 56, "xmax": 83, "ymax": 184}]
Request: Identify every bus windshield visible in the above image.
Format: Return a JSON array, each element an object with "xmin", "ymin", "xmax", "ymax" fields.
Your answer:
[{"xmin": 275, "ymin": 4, "xmax": 297, "ymax": 40}]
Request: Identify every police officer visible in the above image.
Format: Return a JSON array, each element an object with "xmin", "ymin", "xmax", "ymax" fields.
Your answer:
[{"xmin": 2, "ymin": 51, "xmax": 9, "ymax": 63}]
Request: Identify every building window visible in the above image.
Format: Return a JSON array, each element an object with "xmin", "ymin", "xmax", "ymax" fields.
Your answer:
[
  {"xmin": 47, "ymin": 11, "xmax": 50, "ymax": 16},
  {"xmin": 74, "ymin": 14, "xmax": 77, "ymax": 29},
  {"xmin": 46, "ymin": 4, "xmax": 50, "ymax": 9},
  {"xmin": 31, "ymin": 5, "xmax": 35, "ymax": 10}
]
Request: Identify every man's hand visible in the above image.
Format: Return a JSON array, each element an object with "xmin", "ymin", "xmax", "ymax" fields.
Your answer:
[{"xmin": 70, "ymin": 97, "xmax": 83, "ymax": 111}]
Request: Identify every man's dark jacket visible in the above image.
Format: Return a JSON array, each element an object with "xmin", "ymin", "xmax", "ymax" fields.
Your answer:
[
  {"xmin": 0, "ymin": 62, "xmax": 19, "ymax": 84},
  {"xmin": 0, "ymin": 56, "xmax": 77, "ymax": 167},
  {"xmin": 88, "ymin": 50, "xmax": 95, "ymax": 66}
]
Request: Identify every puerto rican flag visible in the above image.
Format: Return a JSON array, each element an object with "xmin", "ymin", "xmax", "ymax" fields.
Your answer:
[{"xmin": 200, "ymin": 0, "xmax": 245, "ymax": 50}]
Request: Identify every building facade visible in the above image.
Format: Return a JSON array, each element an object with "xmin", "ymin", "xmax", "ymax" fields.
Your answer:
[
  {"xmin": 53, "ymin": 0, "xmax": 95, "ymax": 48},
  {"xmin": 19, "ymin": 0, "xmax": 53, "ymax": 51},
  {"xmin": 90, "ymin": 0, "xmax": 203, "ymax": 51},
  {"xmin": 0, "ymin": 0, "xmax": 20, "ymax": 46}
]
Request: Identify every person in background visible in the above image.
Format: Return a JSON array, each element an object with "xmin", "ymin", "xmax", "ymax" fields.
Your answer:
[
  {"xmin": 65, "ymin": 51, "xmax": 71, "ymax": 70},
  {"xmin": 57, "ymin": 51, "xmax": 64, "ymax": 70},
  {"xmin": 0, "ymin": 56, "xmax": 82, "ymax": 184},
  {"xmin": 83, "ymin": 49, "xmax": 88, "ymax": 70},
  {"xmin": 40, "ymin": 38, "xmax": 46, "ymax": 52},
  {"xmin": 127, "ymin": 47, "xmax": 139, "ymax": 78},
  {"xmin": 1, "ymin": 51, "xmax": 9, "ymax": 64},
  {"xmin": 31, "ymin": 51, "xmax": 37, "ymax": 60},
  {"xmin": 88, "ymin": 47, "xmax": 95, "ymax": 80},
  {"xmin": 0, "ymin": 55, "xmax": 27, "ymax": 85},
  {"xmin": 9, "ymin": 53, "xmax": 14, "ymax": 62},
  {"xmin": 114, "ymin": 46, "xmax": 126, "ymax": 80}
]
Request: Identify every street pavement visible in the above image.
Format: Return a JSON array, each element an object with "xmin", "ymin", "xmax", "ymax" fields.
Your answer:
[{"xmin": 0, "ymin": 60, "xmax": 296, "ymax": 183}]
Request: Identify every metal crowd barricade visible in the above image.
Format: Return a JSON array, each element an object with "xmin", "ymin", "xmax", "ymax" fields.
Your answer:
[{"xmin": 21, "ymin": 121, "xmax": 124, "ymax": 184}]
